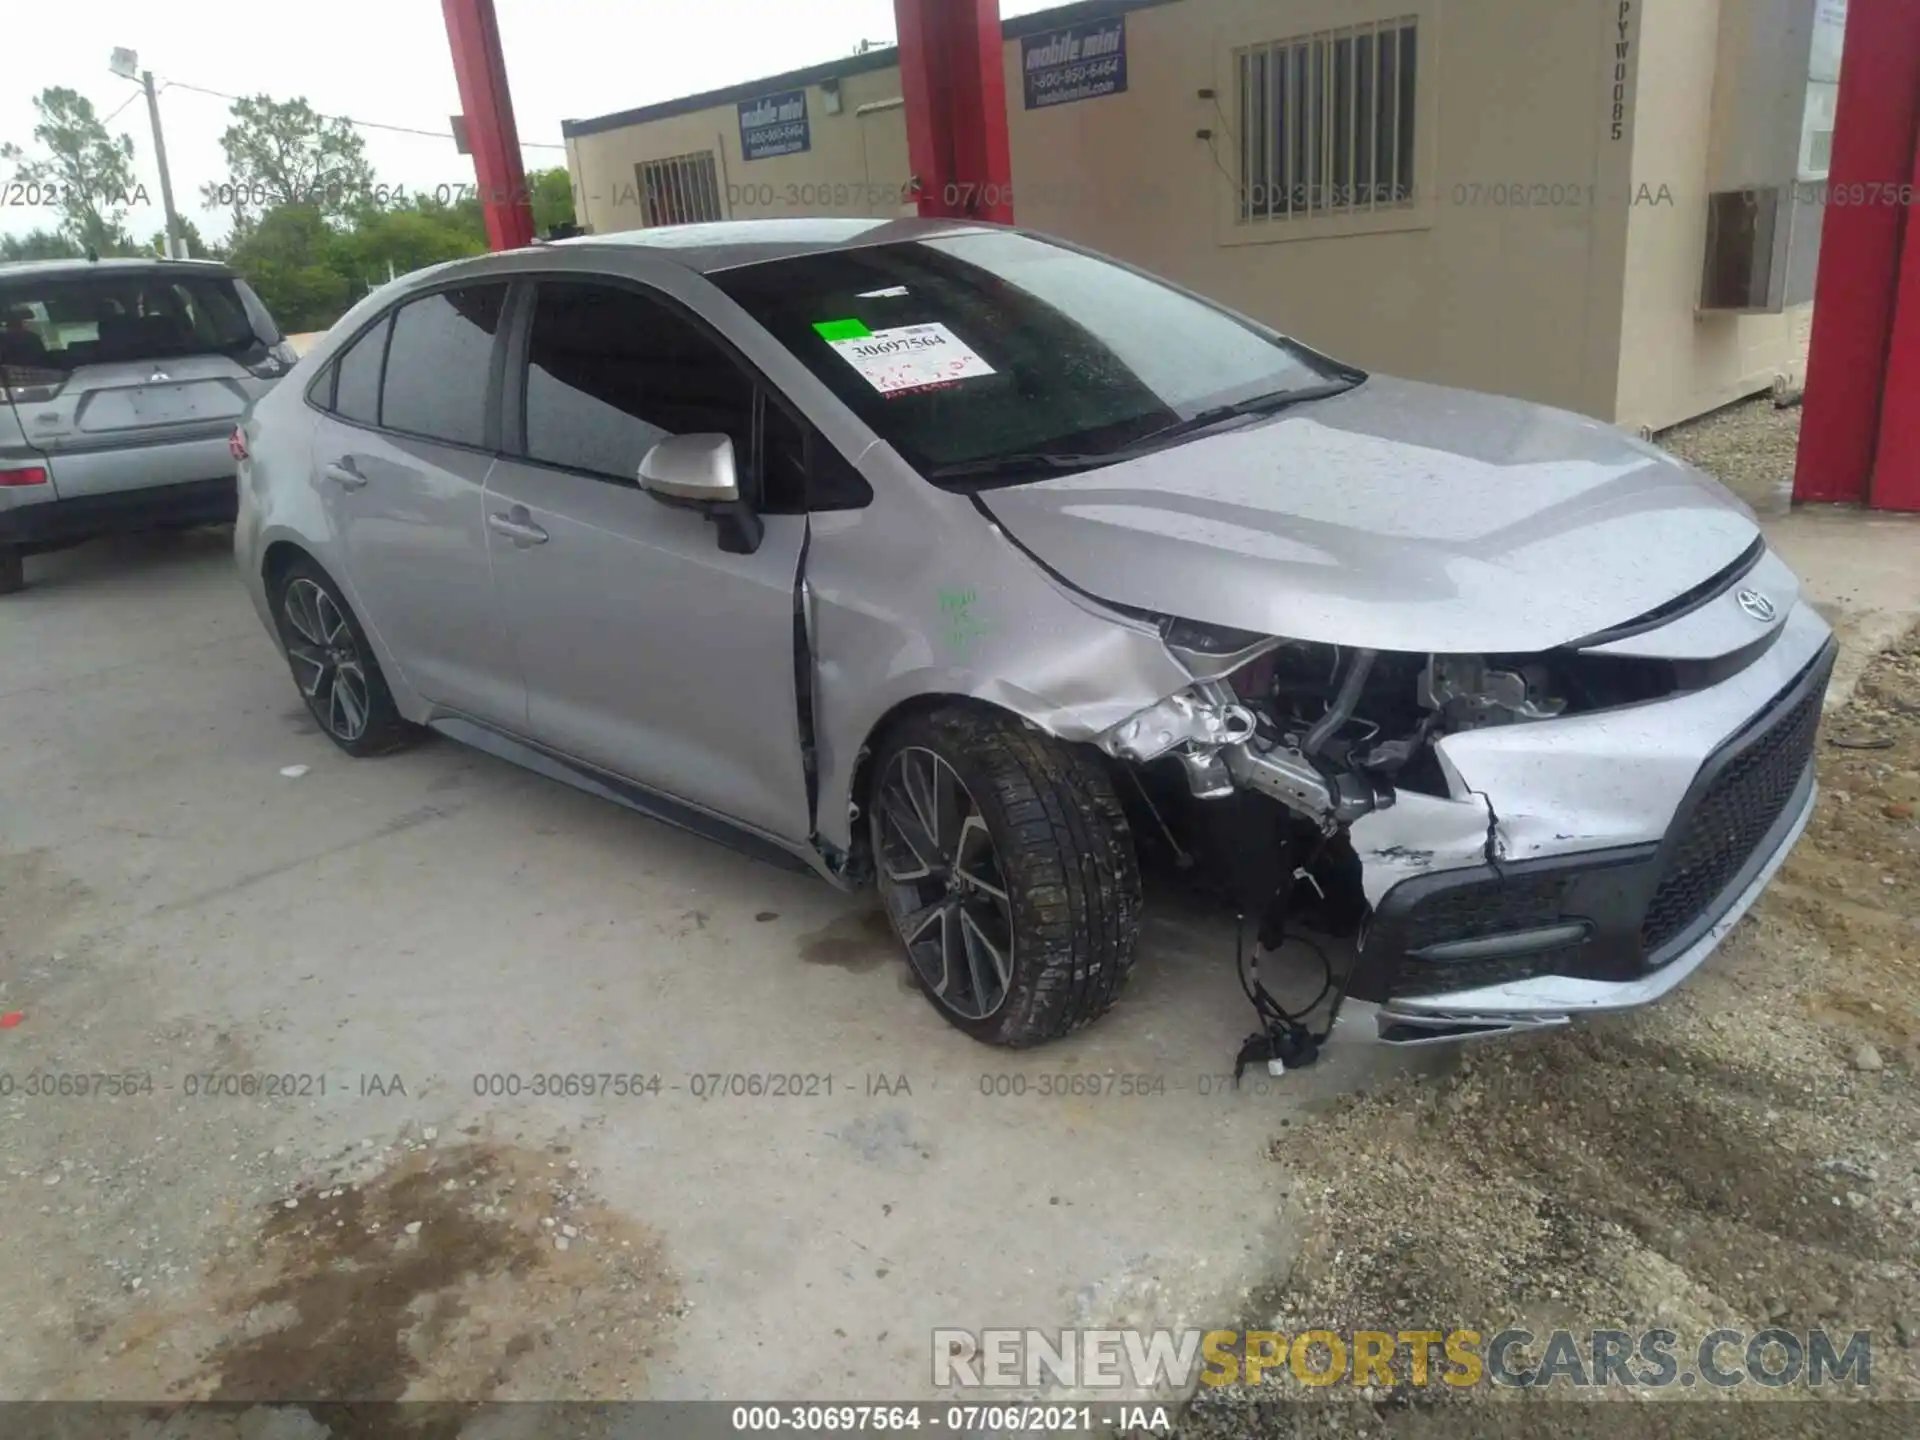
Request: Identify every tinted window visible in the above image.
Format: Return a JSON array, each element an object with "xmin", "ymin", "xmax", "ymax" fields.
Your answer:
[
  {"xmin": 523, "ymin": 281, "xmax": 752, "ymax": 483},
  {"xmin": 333, "ymin": 317, "xmax": 388, "ymax": 426},
  {"xmin": 381, "ymin": 285, "xmax": 505, "ymax": 447},
  {"xmin": 760, "ymin": 396, "xmax": 808, "ymax": 513},
  {"xmin": 711, "ymin": 231, "xmax": 1346, "ymax": 483},
  {"xmin": 0, "ymin": 270, "xmax": 273, "ymax": 372}
]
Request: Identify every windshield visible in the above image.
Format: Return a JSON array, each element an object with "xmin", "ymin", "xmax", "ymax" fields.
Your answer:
[
  {"xmin": 0, "ymin": 271, "xmax": 278, "ymax": 374},
  {"xmin": 711, "ymin": 231, "xmax": 1355, "ymax": 484}
]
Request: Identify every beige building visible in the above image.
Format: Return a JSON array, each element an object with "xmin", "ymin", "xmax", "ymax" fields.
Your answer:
[{"xmin": 563, "ymin": 0, "xmax": 1842, "ymax": 432}]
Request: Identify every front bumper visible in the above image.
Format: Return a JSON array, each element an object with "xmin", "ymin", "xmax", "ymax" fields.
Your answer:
[{"xmin": 1358, "ymin": 631, "xmax": 1833, "ymax": 1042}]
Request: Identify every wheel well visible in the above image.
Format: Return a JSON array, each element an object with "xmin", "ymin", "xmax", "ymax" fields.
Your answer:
[
  {"xmin": 847, "ymin": 694, "xmax": 1089, "ymax": 864},
  {"xmin": 261, "ymin": 540, "xmax": 317, "ymax": 598}
]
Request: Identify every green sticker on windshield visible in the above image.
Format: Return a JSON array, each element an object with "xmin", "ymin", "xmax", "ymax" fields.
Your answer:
[{"xmin": 812, "ymin": 317, "xmax": 872, "ymax": 342}]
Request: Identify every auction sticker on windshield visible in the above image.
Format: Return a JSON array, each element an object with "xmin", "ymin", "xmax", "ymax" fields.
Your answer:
[{"xmin": 822, "ymin": 321, "xmax": 997, "ymax": 396}]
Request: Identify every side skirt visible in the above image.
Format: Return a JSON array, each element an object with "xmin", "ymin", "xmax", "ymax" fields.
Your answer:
[{"xmin": 429, "ymin": 715, "xmax": 826, "ymax": 880}]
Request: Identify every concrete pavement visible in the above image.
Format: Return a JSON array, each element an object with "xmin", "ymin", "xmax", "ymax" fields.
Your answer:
[{"xmin": 0, "ymin": 532, "xmax": 1409, "ymax": 1403}]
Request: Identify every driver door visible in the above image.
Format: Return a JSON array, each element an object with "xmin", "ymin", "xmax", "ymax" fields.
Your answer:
[{"xmin": 481, "ymin": 276, "xmax": 812, "ymax": 847}]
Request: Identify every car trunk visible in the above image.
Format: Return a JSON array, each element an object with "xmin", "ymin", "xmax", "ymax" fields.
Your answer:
[{"xmin": 0, "ymin": 268, "xmax": 284, "ymax": 498}]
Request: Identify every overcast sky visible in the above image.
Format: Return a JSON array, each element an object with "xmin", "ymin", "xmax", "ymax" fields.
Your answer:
[{"xmin": 4, "ymin": 0, "xmax": 1064, "ymax": 245}]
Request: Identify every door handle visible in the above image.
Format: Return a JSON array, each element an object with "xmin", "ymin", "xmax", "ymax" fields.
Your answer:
[
  {"xmin": 322, "ymin": 459, "xmax": 368, "ymax": 491},
  {"xmin": 487, "ymin": 510, "xmax": 549, "ymax": 546}
]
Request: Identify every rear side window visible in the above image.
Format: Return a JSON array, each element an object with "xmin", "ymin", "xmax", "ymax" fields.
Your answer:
[
  {"xmin": 0, "ymin": 270, "xmax": 275, "ymax": 372},
  {"xmin": 380, "ymin": 285, "xmax": 506, "ymax": 448},
  {"xmin": 332, "ymin": 318, "xmax": 388, "ymax": 427},
  {"xmin": 522, "ymin": 281, "xmax": 753, "ymax": 483}
]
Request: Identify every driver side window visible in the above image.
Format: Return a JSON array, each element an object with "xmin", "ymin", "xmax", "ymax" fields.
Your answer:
[{"xmin": 522, "ymin": 281, "xmax": 754, "ymax": 488}]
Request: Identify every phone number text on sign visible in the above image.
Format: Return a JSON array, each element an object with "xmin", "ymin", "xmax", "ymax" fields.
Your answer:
[{"xmin": 828, "ymin": 323, "xmax": 998, "ymax": 396}]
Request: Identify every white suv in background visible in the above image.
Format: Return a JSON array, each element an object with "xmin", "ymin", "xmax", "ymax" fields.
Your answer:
[{"xmin": 0, "ymin": 256, "xmax": 296, "ymax": 593}]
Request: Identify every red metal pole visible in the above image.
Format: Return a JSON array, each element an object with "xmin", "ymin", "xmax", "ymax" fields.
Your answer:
[
  {"xmin": 1793, "ymin": 0, "xmax": 1920, "ymax": 504},
  {"xmin": 1868, "ymin": 113, "xmax": 1920, "ymax": 510},
  {"xmin": 442, "ymin": 0, "xmax": 535, "ymax": 251},
  {"xmin": 895, "ymin": 0, "xmax": 1014, "ymax": 224}
]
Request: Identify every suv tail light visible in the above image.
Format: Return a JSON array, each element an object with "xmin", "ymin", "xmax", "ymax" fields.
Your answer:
[
  {"xmin": 0, "ymin": 365, "xmax": 66, "ymax": 404},
  {"xmin": 0, "ymin": 465, "xmax": 49, "ymax": 487},
  {"xmin": 229, "ymin": 427, "xmax": 249, "ymax": 461},
  {"xmin": 245, "ymin": 341, "xmax": 301, "ymax": 379}
]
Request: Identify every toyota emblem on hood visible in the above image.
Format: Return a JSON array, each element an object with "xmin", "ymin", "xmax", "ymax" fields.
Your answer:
[{"xmin": 1736, "ymin": 588, "xmax": 1776, "ymax": 622}]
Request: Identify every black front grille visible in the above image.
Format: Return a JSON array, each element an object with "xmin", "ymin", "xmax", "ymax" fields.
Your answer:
[
  {"xmin": 1400, "ymin": 871, "xmax": 1565, "ymax": 951},
  {"xmin": 1639, "ymin": 665, "xmax": 1825, "ymax": 957},
  {"xmin": 1388, "ymin": 946, "xmax": 1590, "ymax": 997}
]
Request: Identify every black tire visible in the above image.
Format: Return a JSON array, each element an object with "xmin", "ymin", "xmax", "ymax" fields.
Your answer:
[
  {"xmin": 271, "ymin": 557, "xmax": 417, "ymax": 757},
  {"xmin": 0, "ymin": 547, "xmax": 21, "ymax": 595},
  {"xmin": 869, "ymin": 707, "xmax": 1142, "ymax": 1047}
]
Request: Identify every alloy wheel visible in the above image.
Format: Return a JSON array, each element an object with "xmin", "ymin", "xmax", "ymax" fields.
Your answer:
[
  {"xmin": 281, "ymin": 577, "xmax": 371, "ymax": 743},
  {"xmin": 873, "ymin": 746, "xmax": 1016, "ymax": 1020}
]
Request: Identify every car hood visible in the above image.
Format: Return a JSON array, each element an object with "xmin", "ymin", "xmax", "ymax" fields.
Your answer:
[{"xmin": 977, "ymin": 376, "xmax": 1761, "ymax": 655}]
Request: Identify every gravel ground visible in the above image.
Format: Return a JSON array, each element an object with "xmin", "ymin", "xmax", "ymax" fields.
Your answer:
[
  {"xmin": 1660, "ymin": 396, "xmax": 1803, "ymax": 515},
  {"xmin": 1177, "ymin": 629, "xmax": 1920, "ymax": 1439}
]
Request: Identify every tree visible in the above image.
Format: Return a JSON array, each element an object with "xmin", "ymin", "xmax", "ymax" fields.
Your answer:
[
  {"xmin": 1, "ymin": 88, "xmax": 141, "ymax": 254},
  {"xmin": 224, "ymin": 204, "xmax": 352, "ymax": 333},
  {"xmin": 527, "ymin": 167, "xmax": 577, "ymax": 236},
  {"xmin": 205, "ymin": 95, "xmax": 375, "ymax": 228},
  {"xmin": 1, "ymin": 229, "xmax": 84, "ymax": 261},
  {"xmin": 148, "ymin": 217, "xmax": 213, "ymax": 258},
  {"xmin": 330, "ymin": 195, "xmax": 485, "ymax": 289}
]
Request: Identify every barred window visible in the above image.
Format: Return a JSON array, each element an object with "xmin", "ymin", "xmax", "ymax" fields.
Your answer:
[
  {"xmin": 1237, "ymin": 18, "xmax": 1419, "ymax": 224},
  {"xmin": 638, "ymin": 152, "xmax": 723, "ymax": 227}
]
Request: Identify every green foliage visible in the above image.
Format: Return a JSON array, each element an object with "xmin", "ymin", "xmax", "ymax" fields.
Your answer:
[
  {"xmin": 528, "ymin": 166, "xmax": 577, "ymax": 235},
  {"xmin": 1, "ymin": 229, "xmax": 85, "ymax": 261},
  {"xmin": 331, "ymin": 196, "xmax": 487, "ymax": 281},
  {"xmin": 1, "ymin": 87, "xmax": 141, "ymax": 254},
  {"xmin": 224, "ymin": 192, "xmax": 486, "ymax": 332},
  {"xmin": 224, "ymin": 204, "xmax": 353, "ymax": 333},
  {"xmin": 205, "ymin": 95, "xmax": 376, "ymax": 228},
  {"xmin": 148, "ymin": 217, "xmax": 213, "ymax": 259}
]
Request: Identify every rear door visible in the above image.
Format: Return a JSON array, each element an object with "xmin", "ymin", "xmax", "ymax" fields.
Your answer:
[
  {"xmin": 308, "ymin": 282, "xmax": 523, "ymax": 726},
  {"xmin": 0, "ymin": 267, "xmax": 286, "ymax": 497},
  {"xmin": 482, "ymin": 275, "xmax": 812, "ymax": 844}
]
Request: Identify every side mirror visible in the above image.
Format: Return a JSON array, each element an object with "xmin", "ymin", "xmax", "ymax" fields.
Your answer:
[
  {"xmin": 637, "ymin": 432, "xmax": 763, "ymax": 555},
  {"xmin": 638, "ymin": 432, "xmax": 740, "ymax": 503}
]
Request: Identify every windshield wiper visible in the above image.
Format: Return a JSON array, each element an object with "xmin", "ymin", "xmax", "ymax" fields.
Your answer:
[
  {"xmin": 926, "ymin": 450, "xmax": 1115, "ymax": 482},
  {"xmin": 925, "ymin": 378, "xmax": 1364, "ymax": 485},
  {"xmin": 1120, "ymin": 379, "xmax": 1362, "ymax": 451}
]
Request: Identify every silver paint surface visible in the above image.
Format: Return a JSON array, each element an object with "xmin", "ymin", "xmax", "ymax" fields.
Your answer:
[{"xmin": 979, "ymin": 377, "xmax": 1761, "ymax": 653}]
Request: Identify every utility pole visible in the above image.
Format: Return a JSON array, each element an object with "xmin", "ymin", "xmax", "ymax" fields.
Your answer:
[
  {"xmin": 143, "ymin": 72, "xmax": 185, "ymax": 259},
  {"xmin": 110, "ymin": 50, "xmax": 185, "ymax": 258}
]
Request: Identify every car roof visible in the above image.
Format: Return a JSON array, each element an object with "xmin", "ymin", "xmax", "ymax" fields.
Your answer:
[
  {"xmin": 541, "ymin": 216, "xmax": 997, "ymax": 274},
  {"xmin": 0, "ymin": 256, "xmax": 237, "ymax": 282}
]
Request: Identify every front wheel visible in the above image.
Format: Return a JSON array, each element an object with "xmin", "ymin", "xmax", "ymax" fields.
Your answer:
[{"xmin": 869, "ymin": 708, "xmax": 1142, "ymax": 1047}]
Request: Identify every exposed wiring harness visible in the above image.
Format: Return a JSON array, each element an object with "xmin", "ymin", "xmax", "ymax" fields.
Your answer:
[{"xmin": 1231, "ymin": 844, "xmax": 1353, "ymax": 1083}]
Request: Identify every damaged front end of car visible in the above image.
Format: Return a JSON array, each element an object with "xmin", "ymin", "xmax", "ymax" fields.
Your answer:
[{"xmin": 1087, "ymin": 597, "xmax": 1835, "ymax": 1062}]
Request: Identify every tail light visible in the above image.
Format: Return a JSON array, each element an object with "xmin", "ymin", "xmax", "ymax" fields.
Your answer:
[
  {"xmin": 0, "ymin": 365, "xmax": 66, "ymax": 403},
  {"xmin": 244, "ymin": 341, "xmax": 301, "ymax": 379},
  {"xmin": 0, "ymin": 466, "xmax": 49, "ymax": 487},
  {"xmin": 229, "ymin": 427, "xmax": 249, "ymax": 461}
]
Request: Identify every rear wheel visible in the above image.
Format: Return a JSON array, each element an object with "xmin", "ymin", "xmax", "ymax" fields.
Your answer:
[
  {"xmin": 272, "ymin": 558, "xmax": 416, "ymax": 756},
  {"xmin": 869, "ymin": 708, "xmax": 1141, "ymax": 1047},
  {"xmin": 0, "ymin": 547, "xmax": 21, "ymax": 595}
]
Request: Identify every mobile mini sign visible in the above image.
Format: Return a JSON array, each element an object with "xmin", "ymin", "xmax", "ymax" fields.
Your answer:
[
  {"xmin": 1021, "ymin": 17, "xmax": 1128, "ymax": 109},
  {"xmin": 738, "ymin": 89, "xmax": 810, "ymax": 161}
]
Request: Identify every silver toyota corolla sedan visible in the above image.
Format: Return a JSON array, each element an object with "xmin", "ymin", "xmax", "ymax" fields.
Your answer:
[{"xmin": 234, "ymin": 217, "xmax": 1833, "ymax": 1054}]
